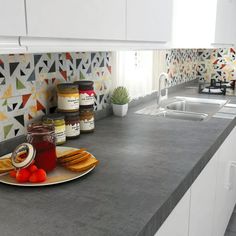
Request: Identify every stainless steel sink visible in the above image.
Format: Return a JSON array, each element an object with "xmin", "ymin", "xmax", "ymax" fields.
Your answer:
[
  {"xmin": 165, "ymin": 97, "xmax": 228, "ymax": 116},
  {"xmin": 135, "ymin": 97, "xmax": 229, "ymax": 122}
]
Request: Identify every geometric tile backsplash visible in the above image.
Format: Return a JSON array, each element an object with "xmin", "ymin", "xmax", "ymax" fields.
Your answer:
[
  {"xmin": 165, "ymin": 49, "xmax": 199, "ymax": 87},
  {"xmin": 197, "ymin": 48, "xmax": 236, "ymax": 82},
  {"xmin": 165, "ymin": 48, "xmax": 236, "ymax": 86},
  {"xmin": 0, "ymin": 48, "xmax": 236, "ymax": 142},
  {"xmin": 0, "ymin": 52, "xmax": 111, "ymax": 141}
]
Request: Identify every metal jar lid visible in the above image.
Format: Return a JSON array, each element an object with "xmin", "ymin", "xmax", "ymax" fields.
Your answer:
[
  {"xmin": 11, "ymin": 143, "xmax": 36, "ymax": 169},
  {"xmin": 57, "ymin": 83, "xmax": 78, "ymax": 91},
  {"xmin": 42, "ymin": 113, "xmax": 65, "ymax": 122},
  {"xmin": 74, "ymin": 81, "xmax": 94, "ymax": 90}
]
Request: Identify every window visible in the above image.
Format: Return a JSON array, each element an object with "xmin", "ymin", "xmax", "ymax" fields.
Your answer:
[{"xmin": 112, "ymin": 50, "xmax": 166, "ymax": 99}]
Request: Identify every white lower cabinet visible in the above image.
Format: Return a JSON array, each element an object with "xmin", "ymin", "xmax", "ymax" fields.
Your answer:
[
  {"xmin": 154, "ymin": 190, "xmax": 190, "ymax": 236},
  {"xmin": 188, "ymin": 152, "xmax": 219, "ymax": 236},
  {"xmin": 154, "ymin": 127, "xmax": 236, "ymax": 236},
  {"xmin": 213, "ymin": 127, "xmax": 236, "ymax": 236}
]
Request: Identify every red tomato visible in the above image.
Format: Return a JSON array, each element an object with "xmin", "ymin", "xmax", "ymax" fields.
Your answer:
[
  {"xmin": 16, "ymin": 169, "xmax": 31, "ymax": 183},
  {"xmin": 27, "ymin": 164, "xmax": 38, "ymax": 173},
  {"xmin": 29, "ymin": 169, "xmax": 47, "ymax": 183}
]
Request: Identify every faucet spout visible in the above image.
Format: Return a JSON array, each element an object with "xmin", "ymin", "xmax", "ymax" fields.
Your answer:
[{"xmin": 157, "ymin": 72, "xmax": 168, "ymax": 107}]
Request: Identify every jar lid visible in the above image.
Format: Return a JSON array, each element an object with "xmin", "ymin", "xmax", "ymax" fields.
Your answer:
[
  {"xmin": 42, "ymin": 113, "xmax": 65, "ymax": 121},
  {"xmin": 57, "ymin": 83, "xmax": 78, "ymax": 90},
  {"xmin": 63, "ymin": 111, "xmax": 80, "ymax": 118},
  {"xmin": 74, "ymin": 81, "xmax": 94, "ymax": 89},
  {"xmin": 11, "ymin": 143, "xmax": 36, "ymax": 169},
  {"xmin": 27, "ymin": 122, "xmax": 55, "ymax": 134},
  {"xmin": 80, "ymin": 106, "xmax": 94, "ymax": 111}
]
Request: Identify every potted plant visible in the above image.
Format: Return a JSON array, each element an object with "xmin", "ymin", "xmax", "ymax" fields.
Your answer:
[{"xmin": 111, "ymin": 86, "xmax": 130, "ymax": 117}]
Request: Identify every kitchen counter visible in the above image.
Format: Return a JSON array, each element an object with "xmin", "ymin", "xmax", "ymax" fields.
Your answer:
[{"xmin": 1, "ymin": 86, "xmax": 236, "ymax": 236}]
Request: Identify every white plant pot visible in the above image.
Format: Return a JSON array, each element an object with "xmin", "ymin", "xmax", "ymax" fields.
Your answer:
[{"xmin": 112, "ymin": 103, "xmax": 128, "ymax": 117}]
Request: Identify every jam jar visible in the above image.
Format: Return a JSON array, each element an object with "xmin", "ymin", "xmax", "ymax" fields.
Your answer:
[
  {"xmin": 64, "ymin": 112, "xmax": 80, "ymax": 139},
  {"xmin": 42, "ymin": 113, "xmax": 66, "ymax": 145},
  {"xmin": 74, "ymin": 81, "xmax": 95, "ymax": 106},
  {"xmin": 79, "ymin": 107, "xmax": 95, "ymax": 133},
  {"xmin": 27, "ymin": 123, "xmax": 57, "ymax": 172},
  {"xmin": 57, "ymin": 83, "xmax": 80, "ymax": 112}
]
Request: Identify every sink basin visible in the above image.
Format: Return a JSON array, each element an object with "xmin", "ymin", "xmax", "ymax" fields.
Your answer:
[
  {"xmin": 156, "ymin": 110, "xmax": 208, "ymax": 121},
  {"xmin": 135, "ymin": 97, "xmax": 229, "ymax": 122},
  {"xmin": 135, "ymin": 105, "xmax": 208, "ymax": 121},
  {"xmin": 165, "ymin": 97, "xmax": 228, "ymax": 115}
]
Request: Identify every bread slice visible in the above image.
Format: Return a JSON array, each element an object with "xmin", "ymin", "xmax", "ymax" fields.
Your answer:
[
  {"xmin": 0, "ymin": 158, "xmax": 14, "ymax": 174},
  {"xmin": 61, "ymin": 153, "xmax": 91, "ymax": 167},
  {"xmin": 57, "ymin": 148, "xmax": 86, "ymax": 160},
  {"xmin": 65, "ymin": 156, "xmax": 99, "ymax": 172}
]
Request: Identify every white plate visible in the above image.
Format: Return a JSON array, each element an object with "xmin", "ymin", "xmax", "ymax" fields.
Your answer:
[{"xmin": 0, "ymin": 146, "xmax": 96, "ymax": 187}]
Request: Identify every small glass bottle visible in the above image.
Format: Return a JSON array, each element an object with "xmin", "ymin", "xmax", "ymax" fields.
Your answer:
[{"xmin": 27, "ymin": 123, "xmax": 57, "ymax": 172}]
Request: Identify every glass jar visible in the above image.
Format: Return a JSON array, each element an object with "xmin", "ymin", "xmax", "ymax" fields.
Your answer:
[
  {"xmin": 74, "ymin": 81, "xmax": 95, "ymax": 106},
  {"xmin": 27, "ymin": 123, "xmax": 57, "ymax": 172},
  {"xmin": 42, "ymin": 113, "xmax": 66, "ymax": 145},
  {"xmin": 64, "ymin": 112, "xmax": 80, "ymax": 139},
  {"xmin": 57, "ymin": 83, "xmax": 80, "ymax": 112},
  {"xmin": 79, "ymin": 107, "xmax": 95, "ymax": 133}
]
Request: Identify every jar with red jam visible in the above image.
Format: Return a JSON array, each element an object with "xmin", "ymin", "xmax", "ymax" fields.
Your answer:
[
  {"xmin": 27, "ymin": 123, "xmax": 57, "ymax": 172},
  {"xmin": 74, "ymin": 81, "xmax": 95, "ymax": 106}
]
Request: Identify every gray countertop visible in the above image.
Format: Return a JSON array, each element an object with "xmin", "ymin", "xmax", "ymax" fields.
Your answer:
[{"xmin": 1, "ymin": 86, "xmax": 236, "ymax": 236}]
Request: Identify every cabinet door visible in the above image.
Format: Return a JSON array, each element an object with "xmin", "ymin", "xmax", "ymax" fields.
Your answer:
[
  {"xmin": 26, "ymin": 0, "xmax": 126, "ymax": 40},
  {"xmin": 0, "ymin": 0, "xmax": 26, "ymax": 36},
  {"xmin": 127, "ymin": 0, "xmax": 173, "ymax": 42},
  {"xmin": 154, "ymin": 190, "xmax": 190, "ymax": 236},
  {"xmin": 189, "ymin": 152, "xmax": 218, "ymax": 236},
  {"xmin": 171, "ymin": 0, "xmax": 218, "ymax": 48},
  {"xmin": 213, "ymin": 127, "xmax": 236, "ymax": 236},
  {"xmin": 214, "ymin": 0, "xmax": 236, "ymax": 46}
]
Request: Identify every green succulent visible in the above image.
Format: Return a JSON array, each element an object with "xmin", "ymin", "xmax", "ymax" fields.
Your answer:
[{"xmin": 111, "ymin": 86, "xmax": 130, "ymax": 105}]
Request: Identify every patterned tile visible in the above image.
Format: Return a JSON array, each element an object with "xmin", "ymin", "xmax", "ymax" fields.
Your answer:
[
  {"xmin": 0, "ymin": 51, "xmax": 112, "ymax": 141},
  {"xmin": 166, "ymin": 49, "xmax": 199, "ymax": 87}
]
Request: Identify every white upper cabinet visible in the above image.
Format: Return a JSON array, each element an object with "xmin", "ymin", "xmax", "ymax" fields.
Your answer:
[
  {"xmin": 171, "ymin": 0, "xmax": 218, "ymax": 48},
  {"xmin": 171, "ymin": 0, "xmax": 236, "ymax": 48},
  {"xmin": 127, "ymin": 0, "xmax": 173, "ymax": 42},
  {"xmin": 214, "ymin": 0, "xmax": 236, "ymax": 46},
  {"xmin": 0, "ymin": 0, "xmax": 26, "ymax": 36},
  {"xmin": 25, "ymin": 0, "xmax": 126, "ymax": 40}
]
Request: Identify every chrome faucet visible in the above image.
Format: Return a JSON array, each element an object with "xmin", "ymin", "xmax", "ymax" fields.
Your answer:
[{"xmin": 157, "ymin": 72, "xmax": 168, "ymax": 107}]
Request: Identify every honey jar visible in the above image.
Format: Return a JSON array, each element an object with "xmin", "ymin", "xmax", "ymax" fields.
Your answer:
[{"xmin": 57, "ymin": 83, "xmax": 80, "ymax": 112}]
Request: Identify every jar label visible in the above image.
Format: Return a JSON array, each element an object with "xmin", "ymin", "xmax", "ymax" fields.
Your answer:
[
  {"xmin": 80, "ymin": 118, "xmax": 95, "ymax": 131},
  {"xmin": 80, "ymin": 91, "xmax": 94, "ymax": 106},
  {"xmin": 58, "ymin": 95, "xmax": 80, "ymax": 110},
  {"xmin": 66, "ymin": 123, "xmax": 80, "ymax": 137},
  {"xmin": 55, "ymin": 125, "xmax": 66, "ymax": 143}
]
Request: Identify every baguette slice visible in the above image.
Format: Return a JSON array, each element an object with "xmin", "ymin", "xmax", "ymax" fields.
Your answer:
[
  {"xmin": 60, "ymin": 153, "xmax": 91, "ymax": 166},
  {"xmin": 58, "ymin": 152, "xmax": 87, "ymax": 164},
  {"xmin": 65, "ymin": 156, "xmax": 99, "ymax": 172},
  {"xmin": 57, "ymin": 148, "xmax": 86, "ymax": 159}
]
